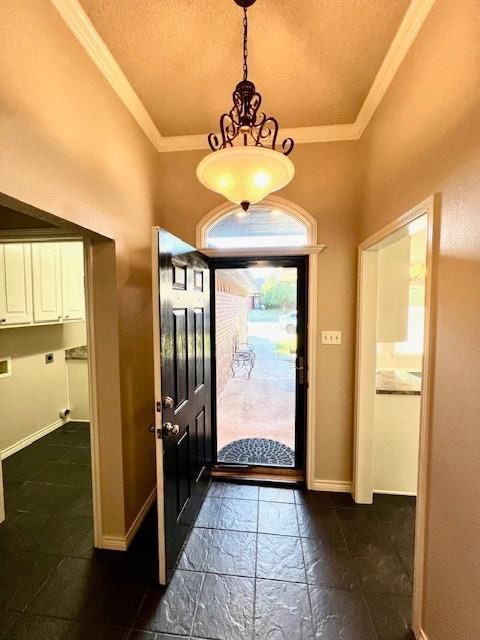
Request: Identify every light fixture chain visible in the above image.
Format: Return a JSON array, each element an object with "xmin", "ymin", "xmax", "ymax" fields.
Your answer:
[{"xmin": 243, "ymin": 6, "xmax": 248, "ymax": 81}]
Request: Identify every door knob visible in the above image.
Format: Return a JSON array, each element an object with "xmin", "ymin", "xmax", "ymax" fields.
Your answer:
[
  {"xmin": 163, "ymin": 422, "xmax": 180, "ymax": 436},
  {"xmin": 162, "ymin": 396, "xmax": 174, "ymax": 409}
]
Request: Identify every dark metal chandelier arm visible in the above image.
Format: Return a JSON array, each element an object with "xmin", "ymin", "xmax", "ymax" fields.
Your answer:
[{"xmin": 206, "ymin": 0, "xmax": 295, "ymax": 156}]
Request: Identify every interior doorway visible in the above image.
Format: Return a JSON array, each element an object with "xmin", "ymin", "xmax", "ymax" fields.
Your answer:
[
  {"xmin": 0, "ymin": 232, "xmax": 93, "ymax": 542},
  {"xmin": 354, "ymin": 196, "xmax": 437, "ymax": 637},
  {"xmin": 212, "ymin": 257, "xmax": 307, "ymax": 474},
  {"xmin": 0, "ymin": 194, "xmax": 124, "ymax": 554}
]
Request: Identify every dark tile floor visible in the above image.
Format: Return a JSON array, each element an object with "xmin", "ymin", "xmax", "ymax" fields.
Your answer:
[{"xmin": 0, "ymin": 425, "xmax": 416, "ymax": 639}]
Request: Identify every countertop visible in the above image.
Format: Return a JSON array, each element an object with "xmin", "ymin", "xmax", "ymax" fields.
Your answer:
[
  {"xmin": 376, "ymin": 369, "xmax": 421, "ymax": 395},
  {"xmin": 65, "ymin": 345, "xmax": 88, "ymax": 361}
]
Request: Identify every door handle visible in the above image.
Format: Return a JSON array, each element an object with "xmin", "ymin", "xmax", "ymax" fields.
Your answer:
[
  {"xmin": 163, "ymin": 422, "xmax": 180, "ymax": 436},
  {"xmin": 290, "ymin": 356, "xmax": 305, "ymax": 384}
]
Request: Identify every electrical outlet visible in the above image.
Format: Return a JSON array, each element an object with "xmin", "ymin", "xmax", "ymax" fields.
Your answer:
[
  {"xmin": 45, "ymin": 353, "xmax": 54, "ymax": 364},
  {"xmin": 322, "ymin": 331, "xmax": 342, "ymax": 345}
]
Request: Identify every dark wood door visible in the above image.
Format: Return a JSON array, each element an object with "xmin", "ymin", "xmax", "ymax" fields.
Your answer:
[{"xmin": 152, "ymin": 229, "xmax": 211, "ymax": 584}]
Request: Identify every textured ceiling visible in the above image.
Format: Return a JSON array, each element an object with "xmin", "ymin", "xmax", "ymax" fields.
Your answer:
[{"xmin": 80, "ymin": 0, "xmax": 410, "ymax": 136}]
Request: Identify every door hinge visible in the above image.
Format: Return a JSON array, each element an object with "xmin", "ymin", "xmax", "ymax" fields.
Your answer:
[{"xmin": 156, "ymin": 401, "xmax": 162, "ymax": 413}]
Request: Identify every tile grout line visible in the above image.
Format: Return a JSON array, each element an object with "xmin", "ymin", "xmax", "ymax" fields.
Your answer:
[
  {"xmin": 18, "ymin": 555, "xmax": 68, "ymax": 615},
  {"xmin": 188, "ymin": 480, "xmax": 223, "ymax": 639},
  {"xmin": 126, "ymin": 587, "xmax": 149, "ymax": 640},
  {"xmin": 252, "ymin": 486, "xmax": 260, "ymax": 640},
  {"xmin": 294, "ymin": 499, "xmax": 315, "ymax": 635},
  {"xmin": 332, "ymin": 503, "xmax": 381, "ymax": 640},
  {"xmin": 372, "ymin": 505, "xmax": 415, "ymax": 588}
]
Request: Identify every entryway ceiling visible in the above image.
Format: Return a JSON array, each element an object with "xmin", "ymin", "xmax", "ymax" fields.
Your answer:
[{"xmin": 79, "ymin": 0, "xmax": 409, "ymax": 136}]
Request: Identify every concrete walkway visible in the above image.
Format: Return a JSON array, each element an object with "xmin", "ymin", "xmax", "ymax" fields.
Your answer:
[{"xmin": 216, "ymin": 321, "xmax": 296, "ymax": 453}]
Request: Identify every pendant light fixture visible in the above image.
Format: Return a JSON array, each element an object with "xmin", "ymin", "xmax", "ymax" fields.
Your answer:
[{"xmin": 196, "ymin": 0, "xmax": 295, "ymax": 212}]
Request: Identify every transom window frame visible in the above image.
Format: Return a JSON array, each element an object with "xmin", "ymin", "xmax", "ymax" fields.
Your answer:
[{"xmin": 196, "ymin": 195, "xmax": 323, "ymax": 257}]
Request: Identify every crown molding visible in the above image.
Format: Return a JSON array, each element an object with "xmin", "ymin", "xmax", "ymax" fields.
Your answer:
[
  {"xmin": 157, "ymin": 123, "xmax": 360, "ymax": 152},
  {"xmin": 355, "ymin": 0, "xmax": 436, "ymax": 136},
  {"xmin": 51, "ymin": 0, "xmax": 436, "ymax": 152}
]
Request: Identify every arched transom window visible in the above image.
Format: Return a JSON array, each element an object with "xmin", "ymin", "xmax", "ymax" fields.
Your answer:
[{"xmin": 203, "ymin": 203, "xmax": 313, "ymax": 249}]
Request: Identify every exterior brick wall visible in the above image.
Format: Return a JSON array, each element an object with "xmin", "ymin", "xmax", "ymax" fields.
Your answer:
[{"xmin": 215, "ymin": 276, "xmax": 248, "ymax": 397}]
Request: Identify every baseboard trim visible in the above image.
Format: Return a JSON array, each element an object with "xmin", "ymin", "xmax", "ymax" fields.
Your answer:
[
  {"xmin": 1, "ymin": 418, "xmax": 68, "ymax": 459},
  {"xmin": 374, "ymin": 489, "xmax": 417, "ymax": 496},
  {"xmin": 99, "ymin": 486, "xmax": 157, "ymax": 552},
  {"xmin": 313, "ymin": 479, "xmax": 352, "ymax": 493},
  {"xmin": 68, "ymin": 418, "xmax": 90, "ymax": 423}
]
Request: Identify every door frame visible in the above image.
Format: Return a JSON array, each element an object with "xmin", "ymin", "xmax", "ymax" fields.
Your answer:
[
  {"xmin": 0, "ymin": 231, "xmax": 104, "ymax": 544},
  {"xmin": 196, "ymin": 196, "xmax": 324, "ymax": 490},
  {"xmin": 0, "ymin": 190, "xmax": 126, "ymax": 551},
  {"xmin": 209, "ymin": 255, "xmax": 308, "ymax": 473},
  {"xmin": 353, "ymin": 194, "xmax": 439, "ymax": 635},
  {"xmin": 202, "ymin": 245, "xmax": 323, "ymax": 490}
]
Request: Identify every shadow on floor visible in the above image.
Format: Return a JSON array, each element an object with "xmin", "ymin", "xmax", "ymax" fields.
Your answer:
[{"xmin": 1, "ymin": 426, "xmax": 415, "ymax": 639}]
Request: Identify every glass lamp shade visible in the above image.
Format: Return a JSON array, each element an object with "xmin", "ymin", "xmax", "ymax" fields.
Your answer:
[{"xmin": 196, "ymin": 146, "xmax": 295, "ymax": 208}]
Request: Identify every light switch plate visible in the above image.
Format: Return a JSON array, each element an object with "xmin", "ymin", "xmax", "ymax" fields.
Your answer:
[
  {"xmin": 45, "ymin": 353, "xmax": 54, "ymax": 364},
  {"xmin": 322, "ymin": 331, "xmax": 342, "ymax": 345}
]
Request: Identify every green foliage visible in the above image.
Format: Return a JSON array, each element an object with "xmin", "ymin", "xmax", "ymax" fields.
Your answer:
[{"xmin": 261, "ymin": 277, "xmax": 296, "ymax": 309}]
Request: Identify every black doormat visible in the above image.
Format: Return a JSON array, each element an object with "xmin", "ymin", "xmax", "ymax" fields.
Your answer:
[{"xmin": 218, "ymin": 437, "xmax": 295, "ymax": 467}]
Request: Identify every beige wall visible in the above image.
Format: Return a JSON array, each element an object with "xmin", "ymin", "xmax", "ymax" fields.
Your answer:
[
  {"xmin": 0, "ymin": 321, "xmax": 86, "ymax": 453},
  {"xmin": 358, "ymin": 0, "xmax": 480, "ymax": 636},
  {"xmin": 0, "ymin": 0, "xmax": 158, "ymax": 535},
  {"xmin": 156, "ymin": 142, "xmax": 360, "ymax": 483}
]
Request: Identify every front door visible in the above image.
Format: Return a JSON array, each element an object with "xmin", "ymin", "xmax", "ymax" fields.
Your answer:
[
  {"xmin": 211, "ymin": 256, "xmax": 308, "ymax": 473},
  {"xmin": 152, "ymin": 228, "xmax": 211, "ymax": 584}
]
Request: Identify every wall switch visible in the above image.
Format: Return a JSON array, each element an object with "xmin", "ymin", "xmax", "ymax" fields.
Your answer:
[
  {"xmin": 45, "ymin": 353, "xmax": 54, "ymax": 364},
  {"xmin": 322, "ymin": 331, "xmax": 342, "ymax": 345}
]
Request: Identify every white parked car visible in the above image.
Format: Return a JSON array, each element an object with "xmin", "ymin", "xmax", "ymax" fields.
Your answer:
[{"xmin": 279, "ymin": 311, "xmax": 297, "ymax": 334}]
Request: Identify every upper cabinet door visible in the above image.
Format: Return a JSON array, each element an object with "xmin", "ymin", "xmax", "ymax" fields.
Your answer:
[
  {"xmin": 60, "ymin": 242, "xmax": 85, "ymax": 321},
  {"xmin": 32, "ymin": 242, "xmax": 62, "ymax": 323},
  {"xmin": 0, "ymin": 243, "xmax": 33, "ymax": 326}
]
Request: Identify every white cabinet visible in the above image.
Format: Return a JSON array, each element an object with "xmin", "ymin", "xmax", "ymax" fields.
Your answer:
[
  {"xmin": 60, "ymin": 242, "xmax": 85, "ymax": 321},
  {"xmin": 32, "ymin": 243, "xmax": 62, "ymax": 323},
  {"xmin": 0, "ymin": 241, "xmax": 85, "ymax": 328},
  {"xmin": 0, "ymin": 243, "xmax": 33, "ymax": 326}
]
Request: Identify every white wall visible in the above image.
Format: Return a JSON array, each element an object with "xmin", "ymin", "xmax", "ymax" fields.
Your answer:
[
  {"xmin": 66, "ymin": 359, "xmax": 89, "ymax": 421},
  {"xmin": 373, "ymin": 394, "xmax": 421, "ymax": 494},
  {"xmin": 372, "ymin": 228, "xmax": 426, "ymax": 495},
  {"xmin": 0, "ymin": 321, "xmax": 87, "ymax": 455}
]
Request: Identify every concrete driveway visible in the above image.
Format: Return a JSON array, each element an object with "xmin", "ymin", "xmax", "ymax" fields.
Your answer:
[{"xmin": 216, "ymin": 320, "xmax": 296, "ymax": 453}]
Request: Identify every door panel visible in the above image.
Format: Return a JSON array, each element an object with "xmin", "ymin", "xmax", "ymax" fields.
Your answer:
[{"xmin": 152, "ymin": 228, "xmax": 211, "ymax": 584}]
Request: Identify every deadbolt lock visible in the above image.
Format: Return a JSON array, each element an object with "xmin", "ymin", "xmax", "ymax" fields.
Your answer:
[{"xmin": 162, "ymin": 396, "xmax": 174, "ymax": 409}]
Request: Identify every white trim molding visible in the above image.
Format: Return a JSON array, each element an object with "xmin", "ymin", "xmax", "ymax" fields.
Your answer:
[
  {"xmin": 417, "ymin": 629, "xmax": 429, "ymax": 640},
  {"xmin": 1, "ymin": 418, "xmax": 67, "ymax": 459},
  {"xmin": 196, "ymin": 195, "xmax": 318, "ymax": 248},
  {"xmin": 353, "ymin": 194, "xmax": 439, "ymax": 639},
  {"xmin": 100, "ymin": 486, "xmax": 157, "ymax": 551},
  {"xmin": 50, "ymin": 0, "xmax": 436, "ymax": 151},
  {"xmin": 313, "ymin": 480, "xmax": 352, "ymax": 493},
  {"xmin": 196, "ymin": 198, "xmax": 320, "ymax": 490}
]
